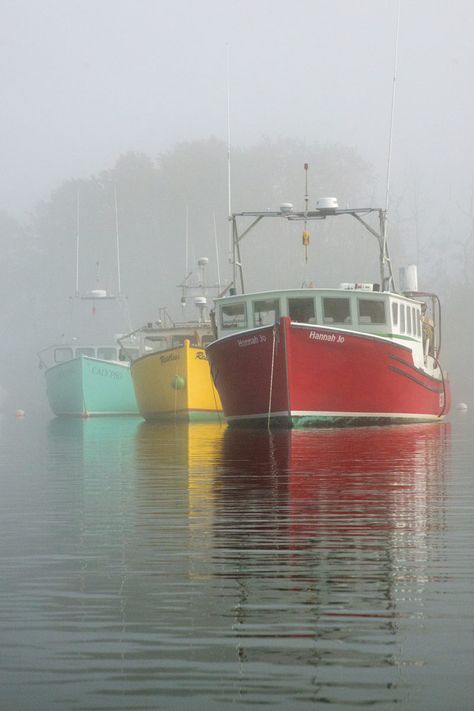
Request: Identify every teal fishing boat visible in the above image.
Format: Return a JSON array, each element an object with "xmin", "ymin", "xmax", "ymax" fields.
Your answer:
[
  {"xmin": 39, "ymin": 342, "xmax": 138, "ymax": 416},
  {"xmin": 38, "ymin": 184, "xmax": 139, "ymax": 416}
]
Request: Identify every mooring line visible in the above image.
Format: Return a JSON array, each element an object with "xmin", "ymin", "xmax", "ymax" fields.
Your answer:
[{"xmin": 267, "ymin": 325, "xmax": 277, "ymax": 431}]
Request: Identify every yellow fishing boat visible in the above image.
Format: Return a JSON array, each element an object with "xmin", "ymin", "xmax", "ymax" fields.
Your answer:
[
  {"xmin": 130, "ymin": 334, "xmax": 222, "ymax": 421},
  {"xmin": 119, "ymin": 255, "xmax": 224, "ymax": 420}
]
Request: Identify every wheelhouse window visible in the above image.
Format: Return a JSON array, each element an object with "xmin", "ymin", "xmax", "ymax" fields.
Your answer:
[
  {"xmin": 120, "ymin": 347, "xmax": 139, "ymax": 361},
  {"xmin": 391, "ymin": 302, "xmax": 398, "ymax": 327},
  {"xmin": 54, "ymin": 347, "xmax": 74, "ymax": 363},
  {"xmin": 406, "ymin": 306, "xmax": 412, "ymax": 334},
  {"xmin": 400, "ymin": 304, "xmax": 405, "ymax": 333},
  {"xmin": 76, "ymin": 347, "xmax": 95, "ymax": 357},
  {"xmin": 253, "ymin": 298, "xmax": 279, "ymax": 327},
  {"xmin": 145, "ymin": 335, "xmax": 169, "ymax": 352},
  {"xmin": 413, "ymin": 308, "xmax": 419, "ymax": 337},
  {"xmin": 288, "ymin": 297, "xmax": 316, "ymax": 323},
  {"xmin": 221, "ymin": 302, "xmax": 247, "ymax": 330},
  {"xmin": 416, "ymin": 308, "xmax": 421, "ymax": 337},
  {"xmin": 358, "ymin": 298, "xmax": 386, "ymax": 325},
  {"xmin": 322, "ymin": 297, "xmax": 351, "ymax": 324},
  {"xmin": 97, "ymin": 347, "xmax": 117, "ymax": 361}
]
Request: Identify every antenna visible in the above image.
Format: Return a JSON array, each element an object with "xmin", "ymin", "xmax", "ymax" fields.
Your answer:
[
  {"xmin": 185, "ymin": 205, "xmax": 189, "ymax": 275},
  {"xmin": 302, "ymin": 163, "xmax": 310, "ymax": 263},
  {"xmin": 75, "ymin": 184, "xmax": 80, "ymax": 297},
  {"xmin": 226, "ymin": 44, "xmax": 233, "ymax": 280},
  {"xmin": 181, "ymin": 207, "xmax": 190, "ymax": 309},
  {"xmin": 380, "ymin": 0, "xmax": 400, "ymax": 292},
  {"xmin": 114, "ymin": 183, "xmax": 122, "ymax": 296},
  {"xmin": 213, "ymin": 211, "xmax": 222, "ymax": 291},
  {"xmin": 384, "ymin": 1, "xmax": 401, "ymax": 218}
]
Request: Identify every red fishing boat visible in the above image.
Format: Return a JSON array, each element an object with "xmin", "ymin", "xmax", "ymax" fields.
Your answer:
[{"xmin": 207, "ymin": 194, "xmax": 451, "ymax": 427}]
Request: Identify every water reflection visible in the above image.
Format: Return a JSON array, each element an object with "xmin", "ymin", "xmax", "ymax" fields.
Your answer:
[
  {"xmin": 5, "ymin": 416, "xmax": 454, "ymax": 709},
  {"xmin": 208, "ymin": 424, "xmax": 450, "ymax": 703},
  {"xmin": 133, "ymin": 419, "xmax": 226, "ymax": 509},
  {"xmin": 215, "ymin": 423, "xmax": 449, "ymax": 542},
  {"xmin": 47, "ymin": 414, "xmax": 141, "ymax": 468}
]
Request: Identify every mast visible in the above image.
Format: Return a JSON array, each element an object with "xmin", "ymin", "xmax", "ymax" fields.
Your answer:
[
  {"xmin": 114, "ymin": 183, "xmax": 122, "ymax": 296},
  {"xmin": 226, "ymin": 44, "xmax": 235, "ymax": 292},
  {"xmin": 213, "ymin": 211, "xmax": 222, "ymax": 291},
  {"xmin": 185, "ymin": 205, "xmax": 189, "ymax": 275},
  {"xmin": 302, "ymin": 162, "xmax": 310, "ymax": 264},
  {"xmin": 381, "ymin": 0, "xmax": 401, "ymax": 292},
  {"xmin": 75, "ymin": 185, "xmax": 80, "ymax": 297}
]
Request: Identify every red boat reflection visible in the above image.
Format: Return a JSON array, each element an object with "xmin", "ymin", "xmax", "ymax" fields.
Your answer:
[{"xmin": 217, "ymin": 422, "xmax": 450, "ymax": 541}]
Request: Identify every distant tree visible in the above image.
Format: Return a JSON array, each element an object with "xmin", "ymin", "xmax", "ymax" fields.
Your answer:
[{"xmin": 29, "ymin": 137, "xmax": 376, "ymax": 328}]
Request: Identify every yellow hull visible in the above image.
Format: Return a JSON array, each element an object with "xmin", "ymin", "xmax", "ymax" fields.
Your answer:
[{"xmin": 131, "ymin": 340, "xmax": 222, "ymax": 420}]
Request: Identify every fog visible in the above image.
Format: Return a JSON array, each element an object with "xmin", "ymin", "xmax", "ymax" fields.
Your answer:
[{"xmin": 0, "ymin": 0, "xmax": 473, "ymax": 412}]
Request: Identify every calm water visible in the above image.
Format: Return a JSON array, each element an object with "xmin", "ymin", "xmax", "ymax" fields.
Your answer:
[{"xmin": 0, "ymin": 411, "xmax": 473, "ymax": 710}]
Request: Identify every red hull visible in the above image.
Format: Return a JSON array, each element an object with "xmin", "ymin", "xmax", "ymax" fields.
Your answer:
[{"xmin": 207, "ymin": 318, "xmax": 451, "ymax": 426}]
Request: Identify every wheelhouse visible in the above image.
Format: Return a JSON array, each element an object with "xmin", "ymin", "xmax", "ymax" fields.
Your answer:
[
  {"xmin": 214, "ymin": 287, "xmax": 423, "ymax": 345},
  {"xmin": 118, "ymin": 322, "xmax": 215, "ymax": 361},
  {"xmin": 37, "ymin": 344, "xmax": 129, "ymax": 370}
]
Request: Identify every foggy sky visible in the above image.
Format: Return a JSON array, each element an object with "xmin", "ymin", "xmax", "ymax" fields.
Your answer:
[{"xmin": 1, "ymin": 0, "xmax": 473, "ymax": 218}]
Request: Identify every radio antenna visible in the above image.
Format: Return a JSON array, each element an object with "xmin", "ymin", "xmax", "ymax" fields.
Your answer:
[
  {"xmin": 226, "ymin": 44, "xmax": 233, "ymax": 277},
  {"xmin": 302, "ymin": 162, "xmax": 310, "ymax": 263},
  {"xmin": 384, "ymin": 0, "xmax": 401, "ymax": 218},
  {"xmin": 213, "ymin": 211, "xmax": 222, "ymax": 291}
]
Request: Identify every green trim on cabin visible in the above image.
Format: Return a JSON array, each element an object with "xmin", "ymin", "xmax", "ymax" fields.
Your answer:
[{"xmin": 381, "ymin": 332, "xmax": 419, "ymax": 342}]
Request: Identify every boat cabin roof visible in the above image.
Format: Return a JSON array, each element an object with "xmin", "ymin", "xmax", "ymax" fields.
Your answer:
[
  {"xmin": 38, "ymin": 344, "xmax": 130, "ymax": 369},
  {"xmin": 213, "ymin": 287, "xmax": 424, "ymax": 345},
  {"xmin": 118, "ymin": 321, "xmax": 215, "ymax": 360}
]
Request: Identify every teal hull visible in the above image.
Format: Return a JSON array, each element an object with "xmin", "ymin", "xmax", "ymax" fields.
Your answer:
[{"xmin": 45, "ymin": 356, "xmax": 139, "ymax": 416}]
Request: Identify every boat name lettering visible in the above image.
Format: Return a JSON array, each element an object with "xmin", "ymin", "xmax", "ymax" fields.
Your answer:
[
  {"xmin": 195, "ymin": 352, "xmax": 208, "ymax": 361},
  {"xmin": 160, "ymin": 353, "xmax": 179, "ymax": 364},
  {"xmin": 91, "ymin": 367, "xmax": 123, "ymax": 380},
  {"xmin": 309, "ymin": 331, "xmax": 345, "ymax": 344},
  {"xmin": 237, "ymin": 334, "xmax": 266, "ymax": 347}
]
